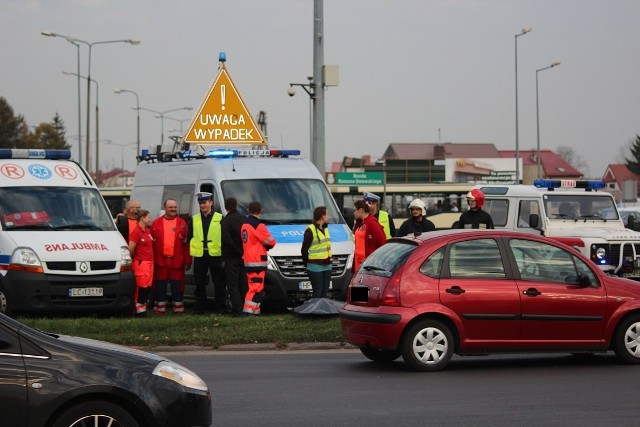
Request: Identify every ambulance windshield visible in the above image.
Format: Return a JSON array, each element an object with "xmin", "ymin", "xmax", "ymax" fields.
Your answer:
[
  {"xmin": 0, "ymin": 186, "xmax": 116, "ymax": 231},
  {"xmin": 221, "ymin": 178, "xmax": 345, "ymax": 225}
]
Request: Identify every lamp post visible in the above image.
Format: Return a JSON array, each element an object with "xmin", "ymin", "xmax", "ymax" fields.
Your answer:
[
  {"xmin": 535, "ymin": 61, "xmax": 561, "ymax": 179},
  {"xmin": 288, "ymin": 76, "xmax": 314, "ymax": 156},
  {"xmin": 49, "ymin": 34, "xmax": 140, "ymax": 173},
  {"xmin": 514, "ymin": 25, "xmax": 532, "ymax": 184},
  {"xmin": 63, "ymin": 72, "xmax": 100, "ymax": 181},
  {"xmin": 163, "ymin": 116, "xmax": 191, "ymax": 136},
  {"xmin": 138, "ymin": 107, "xmax": 192, "ymax": 145},
  {"xmin": 114, "ymin": 89, "xmax": 141, "ymax": 157},
  {"xmin": 40, "ymin": 31, "xmax": 82, "ymax": 164},
  {"xmin": 106, "ymin": 141, "xmax": 137, "ymax": 186}
]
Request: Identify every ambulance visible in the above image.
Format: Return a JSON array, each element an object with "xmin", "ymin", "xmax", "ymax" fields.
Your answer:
[
  {"xmin": 0, "ymin": 149, "xmax": 135, "ymax": 315},
  {"xmin": 130, "ymin": 145, "xmax": 355, "ymax": 308},
  {"xmin": 475, "ymin": 179, "xmax": 640, "ymax": 279}
]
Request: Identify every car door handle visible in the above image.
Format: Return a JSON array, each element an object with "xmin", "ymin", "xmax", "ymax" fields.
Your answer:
[
  {"xmin": 522, "ymin": 288, "xmax": 541, "ymax": 296},
  {"xmin": 446, "ymin": 286, "xmax": 465, "ymax": 295}
]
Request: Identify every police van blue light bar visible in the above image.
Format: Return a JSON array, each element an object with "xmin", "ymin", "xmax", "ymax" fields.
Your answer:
[
  {"xmin": 534, "ymin": 179, "xmax": 605, "ymax": 190},
  {"xmin": 208, "ymin": 149, "xmax": 238, "ymax": 158},
  {"xmin": 0, "ymin": 149, "xmax": 72, "ymax": 160}
]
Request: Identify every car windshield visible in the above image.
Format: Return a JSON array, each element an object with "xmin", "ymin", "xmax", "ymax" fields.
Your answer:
[
  {"xmin": 221, "ymin": 178, "xmax": 345, "ymax": 225},
  {"xmin": 360, "ymin": 241, "xmax": 417, "ymax": 277},
  {"xmin": 0, "ymin": 186, "xmax": 116, "ymax": 231},
  {"xmin": 542, "ymin": 194, "xmax": 619, "ymax": 221}
]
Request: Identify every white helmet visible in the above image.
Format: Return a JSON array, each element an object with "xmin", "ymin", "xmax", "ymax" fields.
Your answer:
[{"xmin": 408, "ymin": 199, "xmax": 427, "ymax": 216}]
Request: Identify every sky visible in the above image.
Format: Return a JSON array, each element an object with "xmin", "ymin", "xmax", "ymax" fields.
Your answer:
[{"xmin": 1, "ymin": 0, "xmax": 639, "ymax": 178}]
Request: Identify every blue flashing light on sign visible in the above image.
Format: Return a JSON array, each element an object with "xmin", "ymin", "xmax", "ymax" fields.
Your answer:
[
  {"xmin": 534, "ymin": 179, "xmax": 605, "ymax": 191},
  {"xmin": 0, "ymin": 149, "xmax": 71, "ymax": 160},
  {"xmin": 208, "ymin": 149, "xmax": 237, "ymax": 158},
  {"xmin": 219, "ymin": 52, "xmax": 226, "ymax": 63}
]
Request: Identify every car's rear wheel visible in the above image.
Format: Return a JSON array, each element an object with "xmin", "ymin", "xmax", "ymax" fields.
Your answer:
[
  {"xmin": 52, "ymin": 400, "xmax": 140, "ymax": 427},
  {"xmin": 401, "ymin": 319, "xmax": 453, "ymax": 372},
  {"xmin": 360, "ymin": 347, "xmax": 401, "ymax": 362},
  {"xmin": 613, "ymin": 314, "xmax": 640, "ymax": 364},
  {"xmin": 0, "ymin": 285, "xmax": 13, "ymax": 317}
]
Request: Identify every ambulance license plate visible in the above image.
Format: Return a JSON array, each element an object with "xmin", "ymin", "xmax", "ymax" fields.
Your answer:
[{"xmin": 69, "ymin": 287, "xmax": 103, "ymax": 297}]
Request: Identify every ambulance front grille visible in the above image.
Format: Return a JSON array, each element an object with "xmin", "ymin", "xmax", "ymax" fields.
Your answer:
[{"xmin": 46, "ymin": 261, "xmax": 117, "ymax": 272}]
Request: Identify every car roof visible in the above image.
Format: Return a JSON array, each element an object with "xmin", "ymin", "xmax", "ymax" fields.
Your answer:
[{"xmin": 390, "ymin": 229, "xmax": 573, "ymax": 249}]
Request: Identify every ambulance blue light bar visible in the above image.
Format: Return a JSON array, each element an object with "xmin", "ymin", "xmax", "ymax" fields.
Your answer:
[
  {"xmin": 0, "ymin": 149, "xmax": 72, "ymax": 160},
  {"xmin": 208, "ymin": 149, "xmax": 238, "ymax": 158},
  {"xmin": 534, "ymin": 179, "xmax": 605, "ymax": 190}
]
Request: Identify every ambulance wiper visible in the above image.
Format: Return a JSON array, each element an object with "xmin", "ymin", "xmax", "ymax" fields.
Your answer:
[
  {"xmin": 52, "ymin": 223, "xmax": 103, "ymax": 231},
  {"xmin": 8, "ymin": 224, "xmax": 53, "ymax": 230}
]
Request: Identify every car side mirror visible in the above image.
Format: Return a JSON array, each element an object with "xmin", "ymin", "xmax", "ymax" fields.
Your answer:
[
  {"xmin": 568, "ymin": 271, "xmax": 591, "ymax": 287},
  {"xmin": 529, "ymin": 213, "xmax": 540, "ymax": 229}
]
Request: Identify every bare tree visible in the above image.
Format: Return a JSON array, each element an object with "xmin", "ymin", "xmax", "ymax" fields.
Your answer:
[{"xmin": 556, "ymin": 145, "xmax": 589, "ymax": 177}]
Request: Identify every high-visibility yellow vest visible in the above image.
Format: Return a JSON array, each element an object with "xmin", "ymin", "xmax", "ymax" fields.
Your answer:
[
  {"xmin": 307, "ymin": 224, "xmax": 331, "ymax": 260},
  {"xmin": 378, "ymin": 210, "xmax": 391, "ymax": 239},
  {"xmin": 190, "ymin": 212, "xmax": 222, "ymax": 256}
]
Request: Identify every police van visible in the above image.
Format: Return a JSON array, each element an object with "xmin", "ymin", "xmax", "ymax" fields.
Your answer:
[
  {"xmin": 475, "ymin": 179, "xmax": 640, "ymax": 279},
  {"xmin": 130, "ymin": 145, "xmax": 354, "ymax": 308},
  {"xmin": 0, "ymin": 149, "xmax": 135, "ymax": 315}
]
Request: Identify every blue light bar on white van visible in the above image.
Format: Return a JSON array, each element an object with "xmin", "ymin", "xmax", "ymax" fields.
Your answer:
[
  {"xmin": 534, "ymin": 179, "xmax": 605, "ymax": 190},
  {"xmin": 180, "ymin": 148, "xmax": 301, "ymax": 159},
  {"xmin": 0, "ymin": 149, "xmax": 72, "ymax": 160},
  {"xmin": 208, "ymin": 149, "xmax": 238, "ymax": 158}
]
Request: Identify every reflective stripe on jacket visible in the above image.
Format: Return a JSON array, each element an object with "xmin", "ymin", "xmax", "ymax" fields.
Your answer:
[{"xmin": 190, "ymin": 212, "xmax": 222, "ymax": 256}]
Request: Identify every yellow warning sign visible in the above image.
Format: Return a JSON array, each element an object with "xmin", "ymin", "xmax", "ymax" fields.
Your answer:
[{"xmin": 183, "ymin": 62, "xmax": 266, "ymax": 145}]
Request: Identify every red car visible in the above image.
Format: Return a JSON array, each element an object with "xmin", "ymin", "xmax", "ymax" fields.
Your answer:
[{"xmin": 340, "ymin": 229, "xmax": 640, "ymax": 371}]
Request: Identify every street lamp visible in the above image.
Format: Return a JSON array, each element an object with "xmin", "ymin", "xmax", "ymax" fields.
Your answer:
[
  {"xmin": 114, "ymin": 89, "xmax": 141, "ymax": 157},
  {"xmin": 106, "ymin": 141, "xmax": 137, "ymax": 185},
  {"xmin": 514, "ymin": 25, "xmax": 532, "ymax": 184},
  {"xmin": 138, "ymin": 107, "xmax": 192, "ymax": 144},
  {"xmin": 536, "ymin": 60, "xmax": 561, "ymax": 179},
  {"xmin": 163, "ymin": 115, "xmax": 191, "ymax": 136},
  {"xmin": 63, "ymin": 71, "xmax": 100, "ymax": 180},
  {"xmin": 43, "ymin": 33, "xmax": 140, "ymax": 172},
  {"xmin": 40, "ymin": 31, "xmax": 82, "ymax": 163},
  {"xmin": 288, "ymin": 76, "xmax": 314, "ymax": 156}
]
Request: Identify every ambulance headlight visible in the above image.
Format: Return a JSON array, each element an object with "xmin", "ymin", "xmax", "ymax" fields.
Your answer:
[
  {"xmin": 10, "ymin": 248, "xmax": 43, "ymax": 273},
  {"xmin": 120, "ymin": 246, "xmax": 132, "ymax": 266}
]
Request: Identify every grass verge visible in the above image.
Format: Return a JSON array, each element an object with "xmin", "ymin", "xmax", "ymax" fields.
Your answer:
[{"xmin": 18, "ymin": 312, "xmax": 344, "ymax": 349}]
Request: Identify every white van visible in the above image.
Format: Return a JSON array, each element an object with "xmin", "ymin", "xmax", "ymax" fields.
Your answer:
[
  {"xmin": 0, "ymin": 149, "xmax": 135, "ymax": 315},
  {"xmin": 131, "ymin": 146, "xmax": 354, "ymax": 308}
]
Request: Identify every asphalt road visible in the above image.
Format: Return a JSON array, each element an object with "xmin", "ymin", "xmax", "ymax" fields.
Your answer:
[{"xmin": 164, "ymin": 349, "xmax": 640, "ymax": 427}]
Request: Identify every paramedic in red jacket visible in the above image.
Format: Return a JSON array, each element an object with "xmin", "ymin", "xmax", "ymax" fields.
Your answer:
[
  {"xmin": 352, "ymin": 199, "xmax": 387, "ymax": 273},
  {"xmin": 241, "ymin": 201, "xmax": 276, "ymax": 316},
  {"xmin": 150, "ymin": 198, "xmax": 191, "ymax": 315}
]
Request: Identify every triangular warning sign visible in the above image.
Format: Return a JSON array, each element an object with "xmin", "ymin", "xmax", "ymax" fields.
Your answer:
[{"xmin": 182, "ymin": 63, "xmax": 266, "ymax": 145}]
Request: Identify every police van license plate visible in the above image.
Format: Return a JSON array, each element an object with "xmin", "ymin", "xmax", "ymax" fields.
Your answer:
[
  {"xmin": 298, "ymin": 281, "xmax": 333, "ymax": 291},
  {"xmin": 69, "ymin": 287, "xmax": 103, "ymax": 297}
]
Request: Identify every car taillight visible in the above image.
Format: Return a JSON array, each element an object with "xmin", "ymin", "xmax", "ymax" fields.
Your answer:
[{"xmin": 380, "ymin": 274, "xmax": 401, "ymax": 306}]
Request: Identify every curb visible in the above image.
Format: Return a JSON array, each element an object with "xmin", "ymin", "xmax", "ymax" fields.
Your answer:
[{"xmin": 138, "ymin": 342, "xmax": 356, "ymax": 353}]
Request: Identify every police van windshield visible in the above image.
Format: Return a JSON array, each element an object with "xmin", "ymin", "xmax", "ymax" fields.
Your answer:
[
  {"xmin": 542, "ymin": 194, "xmax": 619, "ymax": 221},
  {"xmin": 0, "ymin": 187, "xmax": 116, "ymax": 231},
  {"xmin": 221, "ymin": 178, "xmax": 345, "ymax": 225}
]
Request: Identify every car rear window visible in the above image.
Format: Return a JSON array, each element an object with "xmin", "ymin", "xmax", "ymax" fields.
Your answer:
[{"xmin": 360, "ymin": 241, "xmax": 417, "ymax": 277}]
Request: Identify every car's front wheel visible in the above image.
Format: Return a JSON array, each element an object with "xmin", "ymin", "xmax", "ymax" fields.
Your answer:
[
  {"xmin": 613, "ymin": 314, "xmax": 640, "ymax": 364},
  {"xmin": 401, "ymin": 319, "xmax": 454, "ymax": 372},
  {"xmin": 51, "ymin": 400, "xmax": 140, "ymax": 427},
  {"xmin": 360, "ymin": 347, "xmax": 401, "ymax": 362}
]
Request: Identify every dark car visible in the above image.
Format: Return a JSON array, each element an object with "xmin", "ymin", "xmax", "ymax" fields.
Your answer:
[
  {"xmin": 340, "ymin": 229, "xmax": 640, "ymax": 371},
  {"xmin": 0, "ymin": 313, "xmax": 211, "ymax": 426}
]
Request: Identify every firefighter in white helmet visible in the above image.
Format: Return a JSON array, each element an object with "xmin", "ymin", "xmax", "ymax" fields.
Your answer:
[
  {"xmin": 396, "ymin": 198, "xmax": 436, "ymax": 237},
  {"xmin": 457, "ymin": 189, "xmax": 494, "ymax": 229}
]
